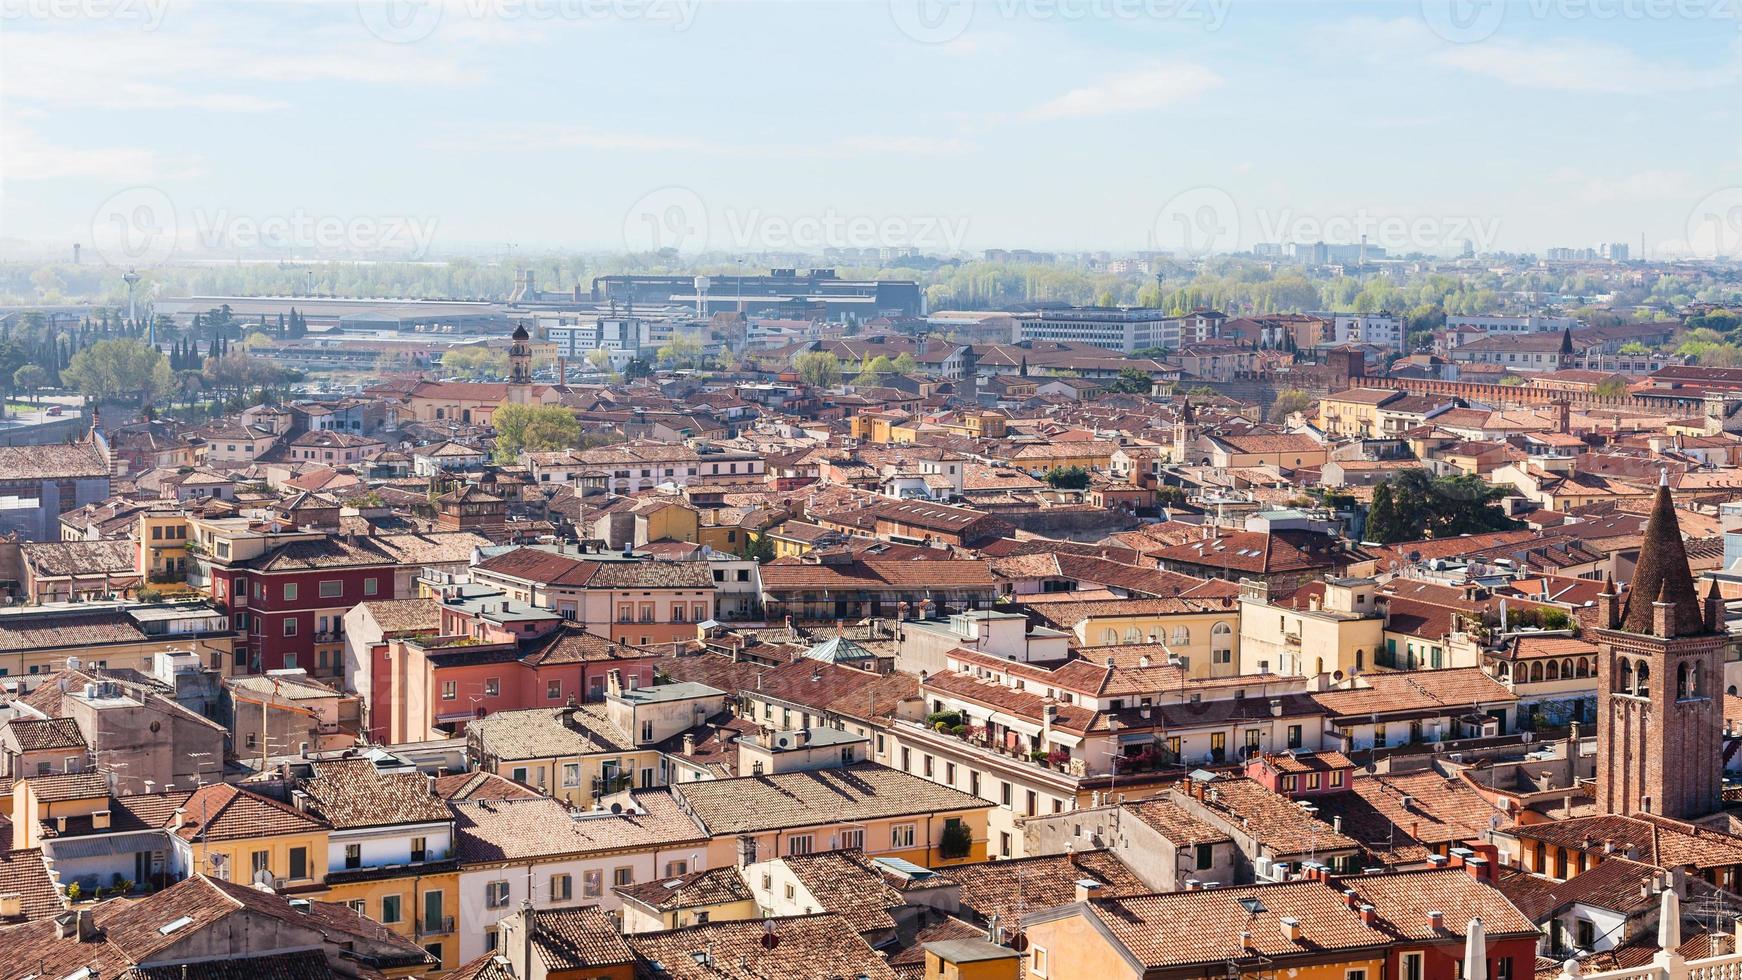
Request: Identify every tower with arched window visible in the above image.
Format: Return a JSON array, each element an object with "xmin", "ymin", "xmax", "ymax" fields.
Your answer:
[{"xmin": 1594, "ymin": 475, "xmax": 1728, "ymax": 820}]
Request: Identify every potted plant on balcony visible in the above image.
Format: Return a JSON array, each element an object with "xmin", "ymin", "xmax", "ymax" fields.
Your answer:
[
  {"xmin": 938, "ymin": 819, "xmax": 974, "ymax": 860},
  {"xmin": 1044, "ymin": 748, "xmax": 1071, "ymax": 771}
]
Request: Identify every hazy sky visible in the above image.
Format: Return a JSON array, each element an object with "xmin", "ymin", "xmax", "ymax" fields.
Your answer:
[{"xmin": 2, "ymin": 0, "xmax": 1739, "ymax": 260}]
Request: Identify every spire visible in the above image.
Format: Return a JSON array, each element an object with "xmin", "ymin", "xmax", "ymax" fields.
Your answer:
[
  {"xmin": 1559, "ymin": 327, "xmax": 1574, "ymax": 356},
  {"xmin": 1180, "ymin": 396, "xmax": 1195, "ymax": 425},
  {"xmin": 1620, "ymin": 481, "xmax": 1707, "ymax": 637}
]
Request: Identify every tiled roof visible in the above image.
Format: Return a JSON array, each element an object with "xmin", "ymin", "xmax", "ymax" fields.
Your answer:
[
  {"xmin": 528, "ymin": 905, "xmax": 636, "ymax": 971},
  {"xmin": 625, "ymin": 913, "xmax": 899, "ymax": 980},
  {"xmin": 1128, "ymin": 799, "xmax": 1232, "ymax": 846},
  {"xmin": 21, "ymin": 539, "xmax": 138, "ymax": 577},
  {"xmin": 300, "ymin": 759, "xmax": 451, "ymax": 829},
  {"xmin": 0, "ymin": 442, "xmax": 109, "ymax": 480},
  {"xmin": 0, "ymin": 611, "xmax": 147, "ymax": 653},
  {"xmin": 466, "ymin": 705, "xmax": 636, "ymax": 760},
  {"xmin": 453, "ymin": 792, "xmax": 705, "ymax": 863},
  {"xmin": 175, "ymin": 783, "xmax": 326, "ymax": 842},
  {"xmin": 5, "ymin": 717, "xmax": 86, "ymax": 752},
  {"xmin": 1312, "ymin": 770, "xmax": 1503, "ymax": 864},
  {"xmin": 781, "ymin": 850, "xmax": 907, "ymax": 934},
  {"xmin": 758, "ymin": 558, "xmax": 997, "ymax": 591},
  {"xmin": 1508, "ymin": 813, "xmax": 1742, "ymax": 869},
  {"xmin": 673, "ymin": 763, "xmax": 987, "ymax": 835},
  {"xmin": 431, "ymin": 770, "xmax": 542, "ymax": 802},
  {"xmin": 357, "ymin": 599, "xmax": 441, "ymax": 634},
  {"xmin": 0, "ymin": 848, "xmax": 64, "ymax": 922},
  {"xmin": 616, "ymin": 865, "xmax": 753, "ymax": 912},
  {"xmin": 947, "ymin": 849, "xmax": 1146, "ymax": 926}
]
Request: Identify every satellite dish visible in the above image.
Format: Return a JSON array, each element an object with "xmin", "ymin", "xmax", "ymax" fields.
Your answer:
[
  {"xmin": 1008, "ymin": 931, "xmax": 1029, "ymax": 952},
  {"xmin": 253, "ymin": 868, "xmax": 274, "ymax": 887},
  {"xmin": 760, "ymin": 933, "xmax": 780, "ymax": 950}
]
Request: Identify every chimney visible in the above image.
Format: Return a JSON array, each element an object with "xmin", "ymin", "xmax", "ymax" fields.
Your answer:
[
  {"xmin": 557, "ymin": 357, "xmax": 568, "ymax": 385},
  {"xmin": 1359, "ymin": 904, "xmax": 1377, "ymax": 927},
  {"xmin": 683, "ymin": 733, "xmax": 698, "ymax": 754},
  {"xmin": 1344, "ymin": 890, "xmax": 1360, "ymax": 910},
  {"xmin": 1280, "ymin": 917, "xmax": 1302, "ymax": 942},
  {"xmin": 607, "ymin": 669, "xmax": 623, "ymax": 698},
  {"xmin": 1269, "ymin": 698, "xmax": 1283, "ymax": 718},
  {"xmin": 1074, "ymin": 879, "xmax": 1102, "ymax": 903},
  {"xmin": 1427, "ymin": 911, "xmax": 1444, "ymax": 930}
]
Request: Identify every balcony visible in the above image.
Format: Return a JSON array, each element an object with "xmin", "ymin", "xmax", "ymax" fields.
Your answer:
[
  {"xmin": 315, "ymin": 630, "xmax": 342, "ymax": 643},
  {"xmin": 592, "ymin": 773, "xmax": 634, "ymax": 796},
  {"xmin": 417, "ymin": 915, "xmax": 454, "ymax": 937}
]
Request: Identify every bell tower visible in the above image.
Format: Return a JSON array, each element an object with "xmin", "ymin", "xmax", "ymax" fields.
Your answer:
[
  {"xmin": 508, "ymin": 323, "xmax": 533, "ymax": 386},
  {"xmin": 1594, "ymin": 473, "xmax": 1728, "ymax": 820},
  {"xmin": 1173, "ymin": 397, "xmax": 1198, "ymax": 463}
]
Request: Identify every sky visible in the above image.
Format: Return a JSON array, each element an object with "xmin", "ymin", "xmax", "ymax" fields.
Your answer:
[{"xmin": 1, "ymin": 0, "xmax": 1739, "ymax": 261}]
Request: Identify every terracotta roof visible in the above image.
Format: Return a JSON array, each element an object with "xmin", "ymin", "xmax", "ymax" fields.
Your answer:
[
  {"xmin": 431, "ymin": 770, "xmax": 541, "ymax": 802},
  {"xmin": 21, "ymin": 539, "xmax": 137, "ymax": 577},
  {"xmin": 1313, "ymin": 770, "xmax": 1504, "ymax": 863},
  {"xmin": 453, "ymin": 792, "xmax": 705, "ymax": 863},
  {"xmin": 0, "ymin": 611, "xmax": 148, "ymax": 653},
  {"xmin": 0, "ymin": 442, "xmax": 108, "ymax": 480},
  {"xmin": 1310, "ymin": 668, "xmax": 1515, "ymax": 720},
  {"xmin": 174, "ymin": 783, "xmax": 326, "ymax": 842},
  {"xmin": 758, "ymin": 559, "xmax": 996, "ymax": 591},
  {"xmin": 625, "ymin": 913, "xmax": 899, "ymax": 980},
  {"xmin": 781, "ymin": 850, "xmax": 907, "ymax": 934},
  {"xmin": 466, "ymin": 704, "xmax": 636, "ymax": 760},
  {"xmin": 300, "ymin": 758, "xmax": 451, "ymax": 830},
  {"xmin": 616, "ymin": 865, "xmax": 753, "ymax": 912},
  {"xmin": 1620, "ymin": 482, "xmax": 1709, "ymax": 636},
  {"xmin": 527, "ymin": 905, "xmax": 637, "ymax": 972},
  {"xmin": 356, "ymin": 599, "xmax": 441, "ymax": 635},
  {"xmin": 5, "ymin": 717, "xmax": 86, "ymax": 752},
  {"xmin": 673, "ymin": 763, "xmax": 987, "ymax": 835},
  {"xmin": 0, "ymin": 848, "xmax": 64, "ymax": 922},
  {"xmin": 944, "ymin": 849, "xmax": 1146, "ymax": 926}
]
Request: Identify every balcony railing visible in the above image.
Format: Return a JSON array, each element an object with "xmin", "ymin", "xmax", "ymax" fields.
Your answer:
[
  {"xmin": 592, "ymin": 773, "xmax": 634, "ymax": 796},
  {"xmin": 417, "ymin": 915, "xmax": 454, "ymax": 937}
]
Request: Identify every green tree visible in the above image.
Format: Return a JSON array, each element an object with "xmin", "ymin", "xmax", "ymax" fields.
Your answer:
[
  {"xmin": 491, "ymin": 403, "xmax": 582, "ymax": 462},
  {"xmin": 12, "ymin": 364, "xmax": 48, "ymax": 403},
  {"xmin": 1043, "ymin": 466, "xmax": 1091, "ymax": 490},
  {"xmin": 795, "ymin": 351, "xmax": 842, "ymax": 388},
  {"xmin": 858, "ymin": 354, "xmax": 897, "ymax": 386},
  {"xmin": 63, "ymin": 338, "xmax": 174, "ymax": 406},
  {"xmin": 657, "ymin": 335, "xmax": 704, "ymax": 369},
  {"xmin": 1104, "ymin": 367, "xmax": 1154, "ymax": 395},
  {"xmin": 1617, "ymin": 341, "xmax": 1651, "ymax": 355},
  {"xmin": 736, "ymin": 530, "xmax": 776, "ymax": 563},
  {"xmin": 1594, "ymin": 376, "xmax": 1630, "ymax": 398},
  {"xmin": 892, "ymin": 352, "xmax": 919, "ymax": 375},
  {"xmin": 1270, "ymin": 388, "xmax": 1314, "ymax": 420},
  {"xmin": 1366, "ymin": 481, "xmax": 1401, "ymax": 543},
  {"xmin": 441, "ymin": 346, "xmax": 511, "ymax": 380},
  {"xmin": 1368, "ymin": 469, "xmax": 1517, "ymax": 543}
]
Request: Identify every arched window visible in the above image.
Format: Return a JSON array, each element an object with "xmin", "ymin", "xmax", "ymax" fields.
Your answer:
[
  {"xmin": 1678, "ymin": 663, "xmax": 1690, "ymax": 699},
  {"xmin": 1546, "ymin": 660, "xmax": 1560, "ymax": 681},
  {"xmin": 1635, "ymin": 660, "xmax": 1650, "ymax": 697},
  {"xmin": 1314, "ymin": 656, "xmax": 1325, "ymax": 675},
  {"xmin": 1529, "ymin": 662, "xmax": 1543, "ymax": 683},
  {"xmin": 1562, "ymin": 658, "xmax": 1574, "ymax": 680},
  {"xmin": 1355, "ymin": 649, "xmax": 1366, "ymax": 672},
  {"xmin": 1102, "ymin": 629, "xmax": 1117, "ymax": 645},
  {"xmin": 1576, "ymin": 657, "xmax": 1590, "ymax": 678},
  {"xmin": 1124, "ymin": 627, "xmax": 1142, "ymax": 644},
  {"xmin": 1620, "ymin": 658, "xmax": 1633, "ymax": 693},
  {"xmin": 1171, "ymin": 626, "xmax": 1190, "ymax": 645}
]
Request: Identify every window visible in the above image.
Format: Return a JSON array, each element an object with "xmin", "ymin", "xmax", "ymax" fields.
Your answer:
[
  {"xmin": 251, "ymin": 850, "xmax": 270, "ymax": 874},
  {"xmin": 583, "ymin": 870, "xmax": 603, "ymax": 897},
  {"xmin": 283, "ymin": 618, "xmax": 297, "ymax": 637},
  {"xmin": 551, "ymin": 874, "xmax": 572, "ymax": 901},
  {"xmin": 891, "ymin": 824, "xmax": 917, "ymax": 848},
  {"xmin": 664, "ymin": 860, "xmax": 689, "ymax": 877},
  {"xmin": 347, "ymin": 900, "xmax": 366, "ymax": 914},
  {"xmin": 1197, "ymin": 843, "xmax": 1214, "ymax": 869},
  {"xmin": 547, "ymin": 680, "xmax": 562, "ymax": 700},
  {"xmin": 283, "ymin": 583, "xmax": 297, "ymax": 601},
  {"xmin": 613, "ymin": 867, "xmax": 634, "ymax": 887},
  {"xmin": 788, "ymin": 835, "xmax": 813, "ymax": 856},
  {"xmin": 1287, "ymin": 725, "xmax": 1302, "ymax": 749},
  {"xmin": 1374, "ymin": 724, "xmax": 1388, "ymax": 747},
  {"xmin": 562, "ymin": 763, "xmax": 581, "ymax": 787},
  {"xmin": 381, "ymin": 894, "xmax": 402, "ymax": 923},
  {"xmin": 485, "ymin": 677, "xmax": 500, "ymax": 697},
  {"xmin": 617, "ymin": 604, "xmax": 633, "ymax": 623},
  {"xmin": 511, "ymin": 766, "xmax": 528, "ymax": 783},
  {"xmin": 344, "ymin": 844, "xmax": 361, "ymax": 869},
  {"xmin": 1349, "ymin": 971, "xmax": 1368, "ymax": 980},
  {"xmin": 840, "ymin": 828, "xmax": 864, "ymax": 850},
  {"xmin": 784, "ymin": 883, "xmax": 796, "ymax": 900},
  {"xmin": 485, "ymin": 881, "xmax": 510, "ymax": 908},
  {"xmin": 1032, "ymin": 946, "xmax": 1049, "ymax": 978},
  {"xmin": 289, "ymin": 847, "xmax": 307, "ymax": 880},
  {"xmin": 1402, "ymin": 953, "xmax": 1424, "ymax": 980},
  {"xmin": 441, "ymin": 681, "xmax": 456, "ymax": 701},
  {"xmin": 411, "ymin": 836, "xmax": 427, "ymax": 862},
  {"xmin": 319, "ymin": 580, "xmax": 342, "ymax": 598}
]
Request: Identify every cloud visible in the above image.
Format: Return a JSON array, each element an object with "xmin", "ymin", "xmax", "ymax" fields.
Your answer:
[
  {"xmin": 0, "ymin": 117, "xmax": 204, "ymax": 182},
  {"xmin": 1436, "ymin": 38, "xmax": 1740, "ymax": 94},
  {"xmin": 428, "ymin": 127, "xmax": 976, "ymax": 158},
  {"xmin": 1550, "ymin": 167, "xmax": 1696, "ymax": 204},
  {"xmin": 1027, "ymin": 64, "xmax": 1221, "ymax": 120}
]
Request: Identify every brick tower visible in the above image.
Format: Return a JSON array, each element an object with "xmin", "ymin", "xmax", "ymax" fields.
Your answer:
[{"xmin": 1594, "ymin": 473, "xmax": 1728, "ymax": 819}]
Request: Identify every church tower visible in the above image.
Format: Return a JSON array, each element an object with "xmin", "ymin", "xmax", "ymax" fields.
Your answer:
[
  {"xmin": 1173, "ymin": 397, "xmax": 1198, "ymax": 463},
  {"xmin": 1594, "ymin": 473, "xmax": 1728, "ymax": 820},
  {"xmin": 508, "ymin": 323, "xmax": 533, "ymax": 386}
]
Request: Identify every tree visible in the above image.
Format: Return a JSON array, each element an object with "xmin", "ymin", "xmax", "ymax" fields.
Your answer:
[
  {"xmin": 13, "ymin": 364, "xmax": 48, "ymax": 402},
  {"xmin": 1617, "ymin": 341, "xmax": 1651, "ymax": 355},
  {"xmin": 795, "ymin": 351, "xmax": 842, "ymax": 388},
  {"xmin": 657, "ymin": 336, "xmax": 704, "ymax": 369},
  {"xmin": 585, "ymin": 348, "xmax": 615, "ymax": 374},
  {"xmin": 1367, "ymin": 469, "xmax": 1517, "ymax": 544},
  {"xmin": 441, "ymin": 346, "xmax": 510, "ymax": 380},
  {"xmin": 203, "ymin": 351, "xmax": 283, "ymax": 405},
  {"xmin": 736, "ymin": 530, "xmax": 776, "ymax": 563},
  {"xmin": 891, "ymin": 352, "xmax": 918, "ymax": 375},
  {"xmin": 1043, "ymin": 466, "xmax": 1090, "ymax": 490},
  {"xmin": 491, "ymin": 403, "xmax": 581, "ymax": 462},
  {"xmin": 1270, "ymin": 388, "xmax": 1314, "ymax": 420},
  {"xmin": 622, "ymin": 357, "xmax": 653, "ymax": 380},
  {"xmin": 1104, "ymin": 367, "xmax": 1154, "ymax": 395},
  {"xmin": 1594, "ymin": 376, "xmax": 1630, "ymax": 398},
  {"xmin": 858, "ymin": 354, "xmax": 897, "ymax": 386},
  {"xmin": 63, "ymin": 338, "xmax": 174, "ymax": 406},
  {"xmin": 1366, "ymin": 481, "xmax": 1401, "ymax": 543}
]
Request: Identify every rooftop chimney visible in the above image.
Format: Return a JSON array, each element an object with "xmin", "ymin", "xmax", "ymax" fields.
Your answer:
[
  {"xmin": 1360, "ymin": 904, "xmax": 1377, "ymax": 927},
  {"xmin": 1280, "ymin": 917, "xmax": 1302, "ymax": 942},
  {"xmin": 1427, "ymin": 911, "xmax": 1445, "ymax": 930},
  {"xmin": 1074, "ymin": 879, "xmax": 1102, "ymax": 903}
]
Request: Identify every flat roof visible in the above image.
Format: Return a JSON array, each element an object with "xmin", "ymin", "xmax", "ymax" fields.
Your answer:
[{"xmin": 612, "ymin": 681, "xmax": 725, "ymax": 705}]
